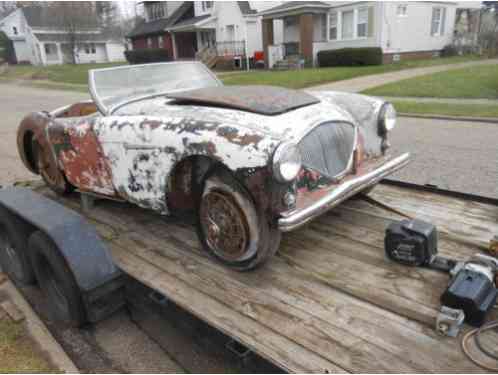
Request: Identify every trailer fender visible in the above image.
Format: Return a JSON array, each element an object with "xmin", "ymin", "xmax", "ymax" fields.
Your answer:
[{"xmin": 0, "ymin": 187, "xmax": 121, "ymax": 292}]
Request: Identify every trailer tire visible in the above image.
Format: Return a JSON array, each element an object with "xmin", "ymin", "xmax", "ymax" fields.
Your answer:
[
  {"xmin": 0, "ymin": 206, "xmax": 36, "ymax": 285},
  {"xmin": 28, "ymin": 231, "xmax": 86, "ymax": 327}
]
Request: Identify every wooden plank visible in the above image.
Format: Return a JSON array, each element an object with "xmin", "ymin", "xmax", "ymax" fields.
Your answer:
[
  {"xmin": 115, "ymin": 230, "xmax": 487, "ymax": 373},
  {"xmin": 113, "ymin": 232, "xmax": 426, "ymax": 373},
  {"xmin": 110, "ymin": 244, "xmax": 344, "ymax": 374},
  {"xmin": 369, "ymin": 185, "xmax": 498, "ymax": 249},
  {"xmin": 37, "ymin": 186, "xmax": 498, "ymax": 372}
]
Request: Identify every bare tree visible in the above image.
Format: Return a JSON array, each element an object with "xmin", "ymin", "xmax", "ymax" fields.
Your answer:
[
  {"xmin": 0, "ymin": 2, "xmax": 16, "ymax": 19},
  {"xmin": 96, "ymin": 1, "xmax": 119, "ymax": 27},
  {"xmin": 48, "ymin": 2, "xmax": 99, "ymax": 64}
]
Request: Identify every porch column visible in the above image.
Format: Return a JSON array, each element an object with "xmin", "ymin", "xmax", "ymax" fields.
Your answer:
[
  {"xmin": 171, "ymin": 32, "xmax": 178, "ymax": 60},
  {"xmin": 56, "ymin": 43, "xmax": 62, "ymax": 64},
  {"xmin": 299, "ymin": 13, "xmax": 314, "ymax": 65},
  {"xmin": 262, "ymin": 18, "xmax": 274, "ymax": 68}
]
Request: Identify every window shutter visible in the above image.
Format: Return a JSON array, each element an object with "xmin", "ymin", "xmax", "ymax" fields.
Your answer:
[
  {"xmin": 441, "ymin": 8, "xmax": 446, "ymax": 35},
  {"xmin": 368, "ymin": 6, "xmax": 374, "ymax": 37}
]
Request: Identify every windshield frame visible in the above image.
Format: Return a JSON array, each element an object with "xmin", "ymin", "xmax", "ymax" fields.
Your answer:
[{"xmin": 88, "ymin": 61, "xmax": 223, "ymax": 116}]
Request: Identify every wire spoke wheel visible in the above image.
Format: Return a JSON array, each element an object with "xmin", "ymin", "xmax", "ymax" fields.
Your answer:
[
  {"xmin": 200, "ymin": 190, "xmax": 250, "ymax": 262},
  {"xmin": 37, "ymin": 146, "xmax": 59, "ymax": 186}
]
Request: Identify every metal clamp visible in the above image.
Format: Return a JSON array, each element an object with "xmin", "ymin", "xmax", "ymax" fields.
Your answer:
[{"xmin": 436, "ymin": 306, "xmax": 465, "ymax": 337}]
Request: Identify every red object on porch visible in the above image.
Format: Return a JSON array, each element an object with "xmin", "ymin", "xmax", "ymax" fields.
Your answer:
[{"xmin": 254, "ymin": 51, "xmax": 264, "ymax": 62}]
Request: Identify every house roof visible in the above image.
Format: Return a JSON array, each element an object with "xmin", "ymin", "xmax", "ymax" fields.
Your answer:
[
  {"xmin": 22, "ymin": 5, "xmax": 99, "ymax": 29},
  {"xmin": 127, "ymin": 1, "xmax": 195, "ymax": 38},
  {"xmin": 34, "ymin": 32, "xmax": 109, "ymax": 43},
  {"xmin": 166, "ymin": 15, "xmax": 212, "ymax": 31},
  {"xmin": 259, "ymin": 1, "xmax": 331, "ymax": 17},
  {"xmin": 126, "ymin": 18, "xmax": 171, "ymax": 38},
  {"xmin": 238, "ymin": 1, "xmax": 257, "ymax": 15}
]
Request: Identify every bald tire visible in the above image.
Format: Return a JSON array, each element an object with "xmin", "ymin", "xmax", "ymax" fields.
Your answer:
[
  {"xmin": 28, "ymin": 231, "xmax": 86, "ymax": 327},
  {"xmin": 0, "ymin": 206, "xmax": 36, "ymax": 285},
  {"xmin": 197, "ymin": 168, "xmax": 281, "ymax": 271}
]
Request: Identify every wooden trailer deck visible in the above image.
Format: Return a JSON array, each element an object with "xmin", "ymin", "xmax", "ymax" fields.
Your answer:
[{"xmin": 32, "ymin": 181, "xmax": 498, "ymax": 373}]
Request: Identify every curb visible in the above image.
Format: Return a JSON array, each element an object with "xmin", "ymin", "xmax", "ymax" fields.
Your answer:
[
  {"xmin": 0, "ymin": 279, "xmax": 79, "ymax": 373},
  {"xmin": 399, "ymin": 112, "xmax": 498, "ymax": 124}
]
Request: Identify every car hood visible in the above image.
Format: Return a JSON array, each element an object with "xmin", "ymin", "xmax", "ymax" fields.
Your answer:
[{"xmin": 113, "ymin": 90, "xmax": 384, "ymax": 142}]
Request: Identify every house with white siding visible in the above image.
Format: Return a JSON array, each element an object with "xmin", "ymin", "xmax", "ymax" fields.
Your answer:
[
  {"xmin": 260, "ymin": 1, "xmax": 460, "ymax": 67},
  {"xmin": 0, "ymin": 6, "xmax": 126, "ymax": 65}
]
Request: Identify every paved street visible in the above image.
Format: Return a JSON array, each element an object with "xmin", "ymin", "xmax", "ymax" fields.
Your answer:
[
  {"xmin": 1, "ymin": 83, "xmax": 496, "ymax": 198},
  {"xmin": 390, "ymin": 117, "xmax": 498, "ymax": 198}
]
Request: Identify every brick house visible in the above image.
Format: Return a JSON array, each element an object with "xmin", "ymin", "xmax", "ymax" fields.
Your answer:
[{"xmin": 127, "ymin": 1, "xmax": 282, "ymax": 68}]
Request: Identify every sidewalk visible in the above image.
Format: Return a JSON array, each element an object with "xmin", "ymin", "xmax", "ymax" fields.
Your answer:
[{"xmin": 311, "ymin": 58, "xmax": 498, "ymax": 93}]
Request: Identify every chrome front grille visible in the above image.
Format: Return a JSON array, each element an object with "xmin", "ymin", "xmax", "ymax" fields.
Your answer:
[{"xmin": 298, "ymin": 122, "xmax": 356, "ymax": 179}]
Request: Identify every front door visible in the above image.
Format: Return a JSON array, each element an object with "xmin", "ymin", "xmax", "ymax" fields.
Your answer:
[{"xmin": 175, "ymin": 32, "xmax": 197, "ymax": 59}]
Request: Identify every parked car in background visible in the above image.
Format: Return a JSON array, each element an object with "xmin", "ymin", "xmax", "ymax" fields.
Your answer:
[{"xmin": 17, "ymin": 62, "xmax": 410, "ymax": 270}]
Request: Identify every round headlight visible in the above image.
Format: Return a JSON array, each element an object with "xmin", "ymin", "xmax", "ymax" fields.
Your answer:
[
  {"xmin": 272, "ymin": 143, "xmax": 302, "ymax": 183},
  {"xmin": 379, "ymin": 103, "xmax": 397, "ymax": 135}
]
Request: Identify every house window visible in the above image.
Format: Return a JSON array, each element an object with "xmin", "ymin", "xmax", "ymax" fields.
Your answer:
[
  {"xmin": 90, "ymin": 43, "xmax": 96, "ymax": 54},
  {"xmin": 397, "ymin": 5, "xmax": 408, "ymax": 17},
  {"xmin": 147, "ymin": 37, "xmax": 152, "ymax": 48},
  {"xmin": 342, "ymin": 10, "xmax": 354, "ymax": 39},
  {"xmin": 158, "ymin": 35, "xmax": 164, "ymax": 48},
  {"xmin": 329, "ymin": 12, "xmax": 337, "ymax": 40},
  {"xmin": 431, "ymin": 7, "xmax": 446, "ymax": 36},
  {"xmin": 12, "ymin": 26, "xmax": 18, "ymax": 35},
  {"xmin": 85, "ymin": 44, "xmax": 90, "ymax": 54},
  {"xmin": 357, "ymin": 7, "xmax": 368, "ymax": 38},
  {"xmin": 84, "ymin": 43, "xmax": 96, "ymax": 54},
  {"xmin": 148, "ymin": 2, "xmax": 166, "ymax": 21},
  {"xmin": 202, "ymin": 1, "xmax": 213, "ymax": 12},
  {"xmin": 319, "ymin": 14, "xmax": 327, "ymax": 41}
]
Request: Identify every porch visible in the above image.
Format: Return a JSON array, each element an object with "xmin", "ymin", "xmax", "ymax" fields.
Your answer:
[
  {"xmin": 261, "ymin": 2, "xmax": 330, "ymax": 68},
  {"xmin": 169, "ymin": 15, "xmax": 247, "ymax": 69},
  {"xmin": 260, "ymin": 2, "xmax": 377, "ymax": 68}
]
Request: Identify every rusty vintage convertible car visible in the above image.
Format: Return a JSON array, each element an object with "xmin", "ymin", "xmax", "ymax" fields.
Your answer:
[{"xmin": 17, "ymin": 62, "xmax": 410, "ymax": 270}]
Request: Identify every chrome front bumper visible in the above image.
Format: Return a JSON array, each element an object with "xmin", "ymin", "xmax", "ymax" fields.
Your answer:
[{"xmin": 278, "ymin": 153, "xmax": 411, "ymax": 232}]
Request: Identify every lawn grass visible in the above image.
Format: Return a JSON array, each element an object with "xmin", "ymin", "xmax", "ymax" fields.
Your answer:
[
  {"xmin": 0, "ymin": 56, "xmax": 481, "ymax": 91},
  {"xmin": 0, "ymin": 319, "xmax": 58, "ymax": 373},
  {"xmin": 392, "ymin": 100, "xmax": 498, "ymax": 118},
  {"xmin": 363, "ymin": 64, "xmax": 498, "ymax": 99},
  {"xmin": 221, "ymin": 55, "xmax": 482, "ymax": 89},
  {"xmin": 0, "ymin": 62, "xmax": 126, "ymax": 85}
]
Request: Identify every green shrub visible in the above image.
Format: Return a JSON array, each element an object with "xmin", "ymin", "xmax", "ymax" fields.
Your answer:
[
  {"xmin": 0, "ymin": 31, "xmax": 8, "ymax": 62},
  {"xmin": 317, "ymin": 47, "xmax": 383, "ymax": 67},
  {"xmin": 124, "ymin": 48, "xmax": 172, "ymax": 64},
  {"xmin": 441, "ymin": 44, "xmax": 458, "ymax": 57}
]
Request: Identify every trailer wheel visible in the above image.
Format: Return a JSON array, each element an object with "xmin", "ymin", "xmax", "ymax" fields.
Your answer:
[
  {"xmin": 0, "ymin": 206, "xmax": 35, "ymax": 285},
  {"xmin": 28, "ymin": 231, "xmax": 86, "ymax": 327}
]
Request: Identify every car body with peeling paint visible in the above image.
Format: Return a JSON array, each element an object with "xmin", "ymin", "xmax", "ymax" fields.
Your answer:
[{"xmin": 17, "ymin": 62, "xmax": 410, "ymax": 270}]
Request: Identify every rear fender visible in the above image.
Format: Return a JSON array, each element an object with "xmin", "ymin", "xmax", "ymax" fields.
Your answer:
[{"xmin": 17, "ymin": 111, "xmax": 52, "ymax": 174}]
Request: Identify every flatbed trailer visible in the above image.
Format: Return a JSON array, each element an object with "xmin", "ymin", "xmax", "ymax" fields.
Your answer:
[{"xmin": 4, "ymin": 180, "xmax": 498, "ymax": 373}]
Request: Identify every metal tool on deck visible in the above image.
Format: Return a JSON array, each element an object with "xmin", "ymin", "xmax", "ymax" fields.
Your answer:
[{"xmin": 385, "ymin": 219, "xmax": 498, "ymax": 337}]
